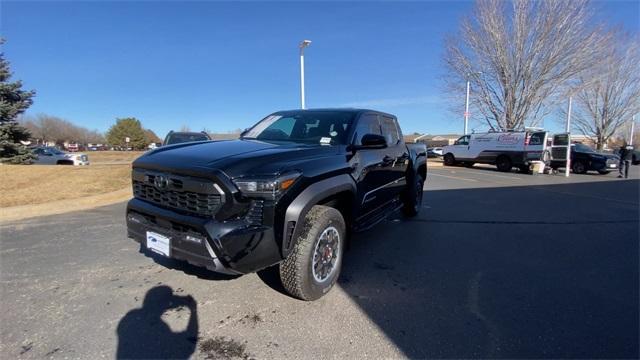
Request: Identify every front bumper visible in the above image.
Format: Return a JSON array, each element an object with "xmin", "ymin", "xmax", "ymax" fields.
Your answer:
[{"xmin": 126, "ymin": 198, "xmax": 283, "ymax": 274}]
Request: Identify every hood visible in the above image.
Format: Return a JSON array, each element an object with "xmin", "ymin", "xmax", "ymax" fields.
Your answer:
[{"xmin": 133, "ymin": 139, "xmax": 343, "ymax": 177}]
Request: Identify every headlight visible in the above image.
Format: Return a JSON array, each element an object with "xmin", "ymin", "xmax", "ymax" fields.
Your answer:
[{"xmin": 233, "ymin": 171, "xmax": 301, "ymax": 199}]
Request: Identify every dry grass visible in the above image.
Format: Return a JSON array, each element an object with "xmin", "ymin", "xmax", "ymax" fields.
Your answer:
[
  {"xmin": 0, "ymin": 164, "xmax": 132, "ymax": 208},
  {"xmin": 88, "ymin": 151, "xmax": 145, "ymax": 164}
]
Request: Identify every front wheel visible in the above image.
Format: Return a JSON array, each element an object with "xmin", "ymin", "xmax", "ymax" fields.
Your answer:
[
  {"xmin": 403, "ymin": 175, "xmax": 424, "ymax": 217},
  {"xmin": 279, "ymin": 205, "xmax": 345, "ymax": 301},
  {"xmin": 572, "ymin": 161, "xmax": 587, "ymax": 174}
]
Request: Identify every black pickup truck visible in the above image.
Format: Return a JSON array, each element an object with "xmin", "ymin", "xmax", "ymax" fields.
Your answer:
[{"xmin": 126, "ymin": 109, "xmax": 427, "ymax": 300}]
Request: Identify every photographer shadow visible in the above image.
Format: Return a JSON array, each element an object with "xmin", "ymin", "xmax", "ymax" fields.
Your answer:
[{"xmin": 116, "ymin": 285, "xmax": 198, "ymax": 359}]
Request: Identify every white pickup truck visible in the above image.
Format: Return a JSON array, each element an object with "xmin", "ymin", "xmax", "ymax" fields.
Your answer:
[{"xmin": 32, "ymin": 147, "xmax": 90, "ymax": 165}]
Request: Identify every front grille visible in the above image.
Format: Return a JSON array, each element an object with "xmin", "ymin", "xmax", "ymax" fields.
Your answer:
[
  {"xmin": 132, "ymin": 170, "xmax": 225, "ymax": 217},
  {"xmin": 551, "ymin": 147, "xmax": 567, "ymax": 160}
]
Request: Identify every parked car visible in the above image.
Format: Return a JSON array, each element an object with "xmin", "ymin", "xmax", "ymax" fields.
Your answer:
[
  {"xmin": 127, "ymin": 109, "xmax": 427, "ymax": 300},
  {"xmin": 32, "ymin": 146, "xmax": 90, "ymax": 165},
  {"xmin": 163, "ymin": 131, "xmax": 211, "ymax": 146},
  {"xmin": 550, "ymin": 143, "xmax": 619, "ymax": 174},
  {"xmin": 442, "ymin": 129, "xmax": 548, "ymax": 172}
]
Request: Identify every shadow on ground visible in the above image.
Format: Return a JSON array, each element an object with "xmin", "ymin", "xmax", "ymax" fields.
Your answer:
[
  {"xmin": 116, "ymin": 285, "xmax": 198, "ymax": 359},
  {"xmin": 339, "ymin": 180, "xmax": 639, "ymax": 358}
]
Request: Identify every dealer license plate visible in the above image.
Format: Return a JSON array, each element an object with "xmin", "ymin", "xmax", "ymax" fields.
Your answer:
[{"xmin": 146, "ymin": 231, "xmax": 170, "ymax": 257}]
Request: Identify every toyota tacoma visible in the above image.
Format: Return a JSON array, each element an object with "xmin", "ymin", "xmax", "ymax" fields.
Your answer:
[{"xmin": 126, "ymin": 109, "xmax": 427, "ymax": 300}]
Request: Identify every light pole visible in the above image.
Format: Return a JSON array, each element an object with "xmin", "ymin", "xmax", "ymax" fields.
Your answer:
[
  {"xmin": 565, "ymin": 96, "xmax": 572, "ymax": 177},
  {"xmin": 299, "ymin": 40, "xmax": 312, "ymax": 109},
  {"xmin": 463, "ymin": 72, "xmax": 482, "ymax": 135},
  {"xmin": 630, "ymin": 115, "xmax": 636, "ymax": 146}
]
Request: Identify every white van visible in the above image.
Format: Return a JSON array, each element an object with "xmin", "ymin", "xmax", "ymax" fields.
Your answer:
[{"xmin": 442, "ymin": 130, "xmax": 548, "ymax": 172}]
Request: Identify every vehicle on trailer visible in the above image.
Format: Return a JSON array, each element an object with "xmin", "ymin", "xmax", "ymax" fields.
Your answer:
[
  {"xmin": 427, "ymin": 147, "xmax": 443, "ymax": 158},
  {"xmin": 126, "ymin": 109, "xmax": 427, "ymax": 300},
  {"xmin": 550, "ymin": 143, "xmax": 620, "ymax": 175},
  {"xmin": 32, "ymin": 146, "xmax": 90, "ymax": 165},
  {"xmin": 442, "ymin": 128, "xmax": 548, "ymax": 172},
  {"xmin": 427, "ymin": 147, "xmax": 442, "ymax": 158}
]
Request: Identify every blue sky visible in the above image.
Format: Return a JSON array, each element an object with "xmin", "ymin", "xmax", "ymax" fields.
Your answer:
[{"xmin": 2, "ymin": 1, "xmax": 639, "ymax": 137}]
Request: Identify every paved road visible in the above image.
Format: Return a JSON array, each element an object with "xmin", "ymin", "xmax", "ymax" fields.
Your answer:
[{"xmin": 1, "ymin": 166, "xmax": 638, "ymax": 359}]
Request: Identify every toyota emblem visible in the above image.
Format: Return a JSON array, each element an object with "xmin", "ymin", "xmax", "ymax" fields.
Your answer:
[{"xmin": 154, "ymin": 175, "xmax": 169, "ymax": 190}]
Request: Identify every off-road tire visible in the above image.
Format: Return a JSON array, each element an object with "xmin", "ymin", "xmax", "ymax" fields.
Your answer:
[
  {"xmin": 402, "ymin": 175, "xmax": 424, "ymax": 217},
  {"xmin": 444, "ymin": 153, "xmax": 456, "ymax": 166},
  {"xmin": 279, "ymin": 205, "xmax": 346, "ymax": 301}
]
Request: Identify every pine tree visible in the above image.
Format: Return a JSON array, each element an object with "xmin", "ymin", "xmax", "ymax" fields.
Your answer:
[
  {"xmin": 0, "ymin": 39, "xmax": 36, "ymax": 164},
  {"xmin": 106, "ymin": 118, "xmax": 148, "ymax": 150}
]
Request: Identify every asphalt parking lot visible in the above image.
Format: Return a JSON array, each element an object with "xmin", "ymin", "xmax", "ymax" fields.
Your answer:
[{"xmin": 1, "ymin": 165, "xmax": 638, "ymax": 359}]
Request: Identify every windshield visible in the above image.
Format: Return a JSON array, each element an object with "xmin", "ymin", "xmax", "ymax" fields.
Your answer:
[
  {"xmin": 166, "ymin": 133, "xmax": 209, "ymax": 145},
  {"xmin": 573, "ymin": 143, "xmax": 595, "ymax": 153},
  {"xmin": 44, "ymin": 147, "xmax": 65, "ymax": 155},
  {"xmin": 242, "ymin": 111, "xmax": 355, "ymax": 145}
]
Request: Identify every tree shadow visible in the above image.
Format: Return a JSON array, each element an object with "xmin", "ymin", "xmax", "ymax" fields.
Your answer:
[
  {"xmin": 138, "ymin": 244, "xmax": 240, "ymax": 281},
  {"xmin": 116, "ymin": 285, "xmax": 198, "ymax": 359},
  {"xmin": 338, "ymin": 180, "xmax": 639, "ymax": 358}
]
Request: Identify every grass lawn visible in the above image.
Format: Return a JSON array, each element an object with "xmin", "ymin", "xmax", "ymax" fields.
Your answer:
[
  {"xmin": 87, "ymin": 151, "xmax": 145, "ymax": 163},
  {"xmin": 0, "ymin": 164, "xmax": 132, "ymax": 208}
]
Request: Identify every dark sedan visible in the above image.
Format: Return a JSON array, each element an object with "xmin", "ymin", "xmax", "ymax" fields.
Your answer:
[{"xmin": 551, "ymin": 143, "xmax": 620, "ymax": 174}]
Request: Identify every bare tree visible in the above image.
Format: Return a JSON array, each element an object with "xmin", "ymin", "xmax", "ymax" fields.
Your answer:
[
  {"xmin": 444, "ymin": 0, "xmax": 605, "ymax": 131},
  {"xmin": 19, "ymin": 113, "xmax": 106, "ymax": 146},
  {"xmin": 566, "ymin": 33, "xmax": 640, "ymax": 150}
]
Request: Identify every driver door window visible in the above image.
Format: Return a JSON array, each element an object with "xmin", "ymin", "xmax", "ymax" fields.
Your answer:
[
  {"xmin": 353, "ymin": 114, "xmax": 381, "ymax": 146},
  {"xmin": 455, "ymin": 135, "xmax": 470, "ymax": 146}
]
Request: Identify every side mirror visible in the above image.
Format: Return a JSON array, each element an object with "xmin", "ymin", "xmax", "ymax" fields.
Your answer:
[{"xmin": 354, "ymin": 134, "xmax": 387, "ymax": 150}]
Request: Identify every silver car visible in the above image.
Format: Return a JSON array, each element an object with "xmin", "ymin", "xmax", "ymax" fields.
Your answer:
[{"xmin": 32, "ymin": 147, "xmax": 90, "ymax": 165}]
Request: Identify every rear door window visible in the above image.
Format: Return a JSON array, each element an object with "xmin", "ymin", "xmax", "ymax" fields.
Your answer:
[
  {"xmin": 528, "ymin": 132, "xmax": 545, "ymax": 145},
  {"xmin": 381, "ymin": 116, "xmax": 400, "ymax": 145}
]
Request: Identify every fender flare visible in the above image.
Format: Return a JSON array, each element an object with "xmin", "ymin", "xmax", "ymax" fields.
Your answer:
[{"xmin": 282, "ymin": 174, "xmax": 356, "ymax": 257}]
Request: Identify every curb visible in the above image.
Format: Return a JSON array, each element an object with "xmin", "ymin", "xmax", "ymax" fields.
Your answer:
[{"xmin": 0, "ymin": 187, "xmax": 132, "ymax": 223}]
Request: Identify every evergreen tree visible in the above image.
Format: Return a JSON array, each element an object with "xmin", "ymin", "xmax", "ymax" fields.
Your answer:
[
  {"xmin": 0, "ymin": 39, "xmax": 36, "ymax": 164},
  {"xmin": 106, "ymin": 117, "xmax": 148, "ymax": 150}
]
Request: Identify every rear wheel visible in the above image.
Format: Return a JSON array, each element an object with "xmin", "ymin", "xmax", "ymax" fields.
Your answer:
[
  {"xmin": 279, "ymin": 205, "xmax": 345, "ymax": 301},
  {"xmin": 444, "ymin": 153, "xmax": 456, "ymax": 166},
  {"xmin": 402, "ymin": 175, "xmax": 424, "ymax": 217},
  {"xmin": 496, "ymin": 156, "xmax": 512, "ymax": 172},
  {"xmin": 572, "ymin": 161, "xmax": 587, "ymax": 174}
]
